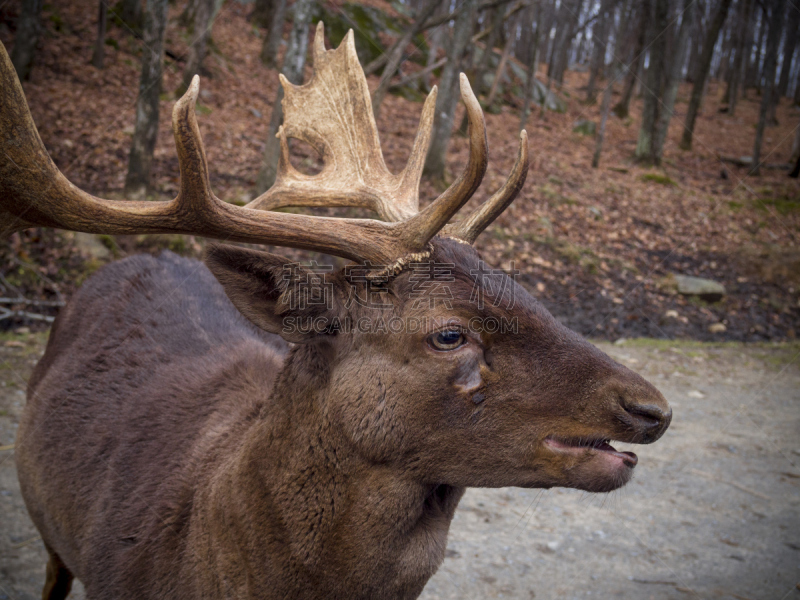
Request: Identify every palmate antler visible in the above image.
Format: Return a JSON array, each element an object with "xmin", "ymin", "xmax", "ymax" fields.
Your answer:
[
  {"xmin": 251, "ymin": 24, "xmax": 529, "ymax": 244},
  {"xmin": 0, "ymin": 23, "xmax": 527, "ymax": 268}
]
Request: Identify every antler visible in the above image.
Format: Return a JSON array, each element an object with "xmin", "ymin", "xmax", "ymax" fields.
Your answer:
[
  {"xmin": 0, "ymin": 23, "xmax": 527, "ymax": 267},
  {"xmin": 249, "ymin": 23, "xmax": 528, "ymax": 244},
  {"xmin": 249, "ymin": 26, "xmax": 435, "ymax": 221}
]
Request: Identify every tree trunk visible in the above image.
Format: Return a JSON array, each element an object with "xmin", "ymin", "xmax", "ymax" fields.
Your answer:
[
  {"xmin": 764, "ymin": 1, "xmax": 787, "ymax": 125},
  {"xmin": 92, "ymin": 0, "xmax": 107, "ymax": 69},
  {"xmin": 679, "ymin": 0, "xmax": 733, "ymax": 151},
  {"xmin": 371, "ymin": 0, "xmax": 441, "ymax": 119},
  {"xmin": 120, "ymin": 0, "xmax": 144, "ymax": 33},
  {"xmin": 251, "ymin": 0, "xmax": 275, "ymax": 28},
  {"xmin": 723, "ymin": 0, "xmax": 751, "ymax": 115},
  {"xmin": 790, "ymin": 153, "xmax": 800, "ymax": 178},
  {"xmin": 539, "ymin": 65, "xmax": 555, "ymax": 119},
  {"xmin": 685, "ymin": 5, "xmax": 703, "ymax": 84},
  {"xmin": 422, "ymin": 3, "xmax": 447, "ymax": 91},
  {"xmin": 519, "ymin": 4, "xmax": 542, "ymax": 131},
  {"xmin": 777, "ymin": 1, "xmax": 799, "ymax": 98},
  {"xmin": 751, "ymin": 0, "xmax": 783, "ymax": 176},
  {"xmin": 739, "ymin": 0, "xmax": 756, "ymax": 96},
  {"xmin": 539, "ymin": 2, "xmax": 555, "ymax": 67},
  {"xmin": 423, "ymin": 0, "xmax": 477, "ymax": 184},
  {"xmin": 745, "ymin": 4, "xmax": 765, "ymax": 90},
  {"xmin": 635, "ymin": 0, "xmax": 668, "ymax": 163},
  {"xmin": 260, "ymin": 0, "xmax": 288, "ymax": 69},
  {"xmin": 593, "ymin": 69, "xmax": 616, "ymax": 168},
  {"xmin": 485, "ymin": 24, "xmax": 516, "ymax": 109},
  {"xmin": 796, "ymin": 71, "xmax": 800, "ymax": 105},
  {"xmin": 790, "ymin": 122, "xmax": 800, "ymax": 177},
  {"xmin": 613, "ymin": 6, "xmax": 644, "ymax": 118},
  {"xmin": 10, "ymin": 0, "xmax": 43, "ymax": 81},
  {"xmin": 513, "ymin": 5, "xmax": 532, "ymax": 67},
  {"xmin": 473, "ymin": 6, "xmax": 505, "ymax": 96},
  {"xmin": 791, "ymin": 120, "xmax": 800, "ymax": 164},
  {"xmin": 549, "ymin": 0, "xmax": 582, "ymax": 86},
  {"xmin": 178, "ymin": 0, "xmax": 214, "ymax": 96},
  {"xmin": 254, "ymin": 0, "xmax": 314, "ymax": 195},
  {"xmin": 124, "ymin": 0, "xmax": 169, "ymax": 200},
  {"xmin": 585, "ymin": 0, "xmax": 614, "ymax": 104},
  {"xmin": 652, "ymin": 0, "xmax": 693, "ymax": 165},
  {"xmin": 593, "ymin": 0, "xmax": 632, "ymax": 167},
  {"xmin": 715, "ymin": 17, "xmax": 733, "ymax": 82}
]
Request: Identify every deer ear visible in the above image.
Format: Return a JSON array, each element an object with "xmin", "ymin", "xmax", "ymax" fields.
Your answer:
[{"xmin": 205, "ymin": 244, "xmax": 340, "ymax": 343}]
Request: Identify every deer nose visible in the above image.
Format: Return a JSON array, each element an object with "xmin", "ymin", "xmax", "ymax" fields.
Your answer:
[{"xmin": 621, "ymin": 400, "xmax": 672, "ymax": 443}]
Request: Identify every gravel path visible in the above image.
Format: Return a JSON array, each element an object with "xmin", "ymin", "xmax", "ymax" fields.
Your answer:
[{"xmin": 1, "ymin": 335, "xmax": 798, "ymax": 600}]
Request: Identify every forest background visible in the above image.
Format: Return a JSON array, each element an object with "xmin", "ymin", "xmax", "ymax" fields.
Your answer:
[{"xmin": 0, "ymin": 0, "xmax": 799, "ymax": 343}]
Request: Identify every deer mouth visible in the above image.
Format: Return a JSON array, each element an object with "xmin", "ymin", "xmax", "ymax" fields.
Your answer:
[{"xmin": 544, "ymin": 436, "xmax": 638, "ymax": 468}]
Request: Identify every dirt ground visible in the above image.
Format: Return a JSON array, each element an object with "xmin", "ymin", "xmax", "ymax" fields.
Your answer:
[{"xmin": 0, "ymin": 333, "xmax": 798, "ymax": 600}]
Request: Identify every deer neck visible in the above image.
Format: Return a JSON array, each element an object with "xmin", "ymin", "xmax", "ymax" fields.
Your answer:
[{"xmin": 206, "ymin": 345, "xmax": 464, "ymax": 598}]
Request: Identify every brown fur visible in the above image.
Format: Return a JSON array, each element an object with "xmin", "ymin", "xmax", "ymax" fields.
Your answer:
[{"xmin": 17, "ymin": 240, "xmax": 670, "ymax": 599}]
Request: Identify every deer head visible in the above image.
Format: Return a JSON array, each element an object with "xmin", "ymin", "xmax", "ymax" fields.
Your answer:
[{"xmin": 201, "ymin": 26, "xmax": 669, "ymax": 495}]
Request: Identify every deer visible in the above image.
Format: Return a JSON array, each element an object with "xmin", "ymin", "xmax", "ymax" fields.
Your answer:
[{"xmin": 0, "ymin": 25, "xmax": 671, "ymax": 600}]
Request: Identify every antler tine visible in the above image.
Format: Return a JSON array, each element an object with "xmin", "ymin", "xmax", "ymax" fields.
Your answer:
[
  {"xmin": 443, "ymin": 130, "xmax": 528, "ymax": 244},
  {"xmin": 398, "ymin": 74, "xmax": 489, "ymax": 250},
  {"xmin": 395, "ymin": 84, "xmax": 437, "ymax": 216},
  {"xmin": 172, "ymin": 76, "xmax": 215, "ymax": 215}
]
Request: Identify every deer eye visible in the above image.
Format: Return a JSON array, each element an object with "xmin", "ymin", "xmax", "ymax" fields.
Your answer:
[{"xmin": 429, "ymin": 329, "xmax": 466, "ymax": 351}]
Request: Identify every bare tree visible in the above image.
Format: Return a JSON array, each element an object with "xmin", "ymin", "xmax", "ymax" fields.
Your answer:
[
  {"xmin": 10, "ymin": 0, "xmax": 43, "ymax": 81},
  {"xmin": 124, "ymin": 0, "xmax": 170, "ymax": 200},
  {"xmin": 364, "ymin": 0, "xmax": 516, "ymax": 78},
  {"xmin": 723, "ymin": 0, "xmax": 752, "ymax": 115},
  {"xmin": 423, "ymin": 0, "xmax": 478, "ymax": 184},
  {"xmin": 251, "ymin": 0, "xmax": 275, "ymax": 28},
  {"xmin": 260, "ymin": 0, "xmax": 288, "ymax": 69},
  {"xmin": 485, "ymin": 23, "xmax": 517, "ymax": 109},
  {"xmin": 422, "ymin": 4, "xmax": 447, "ymax": 91},
  {"xmin": 586, "ymin": 0, "xmax": 615, "ymax": 104},
  {"xmin": 796, "ymin": 72, "xmax": 800, "ymax": 105},
  {"xmin": 613, "ymin": 6, "xmax": 644, "ymax": 118},
  {"xmin": 548, "ymin": 0, "xmax": 583, "ymax": 87},
  {"xmin": 777, "ymin": 1, "xmax": 799, "ymax": 98},
  {"xmin": 735, "ymin": 0, "xmax": 754, "ymax": 97},
  {"xmin": 473, "ymin": 5, "xmax": 506, "ymax": 96},
  {"xmin": 652, "ymin": 0, "xmax": 693, "ymax": 164},
  {"xmin": 254, "ymin": 0, "xmax": 315, "ymax": 194},
  {"xmin": 92, "ymin": 0, "xmax": 108, "ymax": 69},
  {"xmin": 744, "ymin": 3, "xmax": 764, "ymax": 90},
  {"xmin": 634, "ymin": 0, "xmax": 668, "ymax": 163},
  {"xmin": 519, "ymin": 3, "xmax": 542, "ymax": 131},
  {"xmin": 679, "ymin": 0, "xmax": 733, "ymax": 151},
  {"xmin": 792, "ymin": 120, "xmax": 800, "ymax": 165},
  {"xmin": 119, "ymin": 0, "xmax": 143, "ymax": 32},
  {"xmin": 751, "ymin": 0, "xmax": 783, "ymax": 176},
  {"xmin": 714, "ymin": 14, "xmax": 734, "ymax": 81},
  {"xmin": 371, "ymin": 0, "xmax": 441, "ymax": 119},
  {"xmin": 593, "ymin": 0, "xmax": 632, "ymax": 167},
  {"xmin": 790, "ymin": 122, "xmax": 800, "ymax": 177},
  {"xmin": 179, "ymin": 0, "xmax": 215, "ymax": 96}
]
